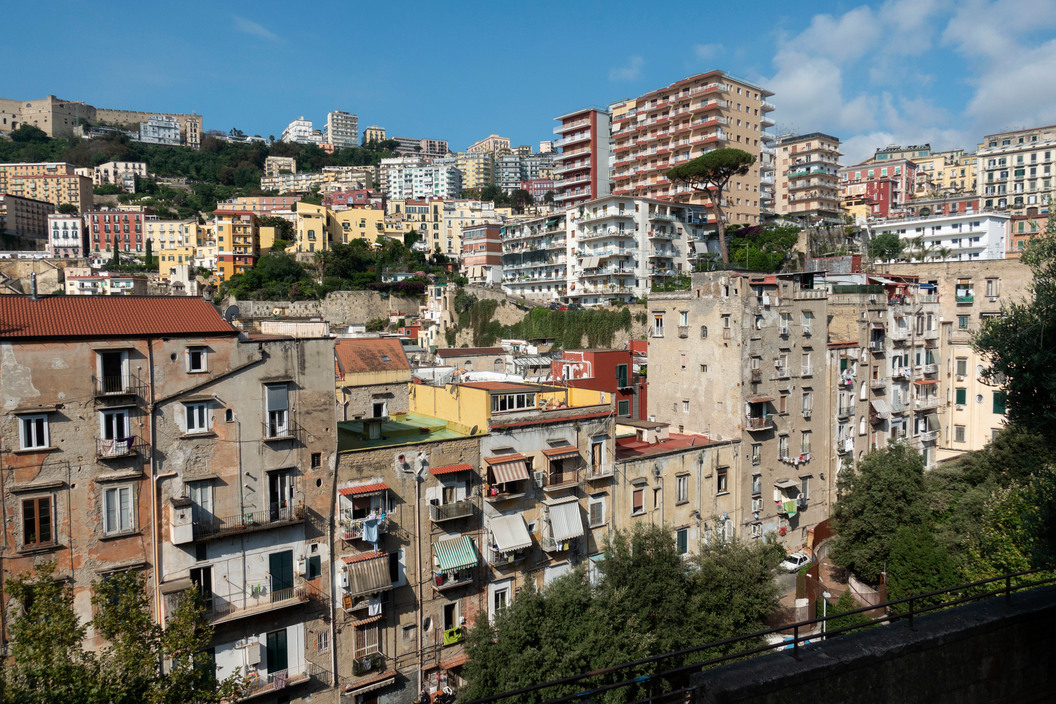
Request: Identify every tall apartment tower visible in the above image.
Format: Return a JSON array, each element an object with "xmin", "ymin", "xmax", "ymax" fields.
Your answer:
[
  {"xmin": 977, "ymin": 124, "xmax": 1056, "ymax": 217},
  {"xmin": 552, "ymin": 108, "xmax": 611, "ymax": 209},
  {"xmin": 326, "ymin": 110, "xmax": 359, "ymax": 149},
  {"xmin": 774, "ymin": 132, "xmax": 842, "ymax": 221},
  {"xmin": 610, "ymin": 71, "xmax": 775, "ymax": 228}
]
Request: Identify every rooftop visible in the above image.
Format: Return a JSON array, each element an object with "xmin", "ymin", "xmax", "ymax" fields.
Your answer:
[
  {"xmin": 338, "ymin": 412, "xmax": 472, "ymax": 452},
  {"xmin": 336, "ymin": 338, "xmax": 411, "ymax": 378},
  {"xmin": 0, "ymin": 296, "xmax": 238, "ymax": 340},
  {"xmin": 435, "ymin": 347, "xmax": 505, "ymax": 358},
  {"xmin": 615, "ymin": 432, "xmax": 716, "ymax": 461}
]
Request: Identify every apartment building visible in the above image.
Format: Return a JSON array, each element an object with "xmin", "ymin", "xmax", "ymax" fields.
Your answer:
[
  {"xmin": 455, "ymin": 152, "xmax": 495, "ymax": 191},
  {"xmin": 909, "ymin": 149, "xmax": 977, "ymax": 197},
  {"xmin": 410, "ymin": 381, "xmax": 616, "ymax": 619},
  {"xmin": 461, "ymin": 224, "xmax": 503, "ymax": 285},
  {"xmin": 157, "ymin": 244, "xmax": 196, "ymax": 280},
  {"xmin": 495, "ymin": 154, "xmax": 525, "ymax": 193},
  {"xmin": 0, "ymin": 193, "xmax": 53, "ymax": 244},
  {"xmin": 325, "ymin": 110, "xmax": 359, "ymax": 149},
  {"xmin": 139, "ymin": 115, "xmax": 181, "ymax": 146},
  {"xmin": 265, "ymin": 156, "xmax": 297, "ymax": 177},
  {"xmin": 143, "ymin": 218, "xmax": 202, "ymax": 250},
  {"xmin": 64, "ymin": 268, "xmax": 149, "ymax": 295},
  {"xmin": 389, "ymin": 199, "xmax": 444, "ymax": 249},
  {"xmin": 0, "ymin": 161, "xmax": 94, "ymax": 212},
  {"xmin": 500, "ymin": 196, "xmax": 710, "ymax": 306},
  {"xmin": 441, "ymin": 200, "xmax": 502, "ymax": 258},
  {"xmin": 869, "ymin": 212, "xmax": 1010, "ymax": 262},
  {"xmin": 466, "ymin": 134, "xmax": 511, "ymax": 154},
  {"xmin": 217, "ymin": 195, "xmax": 303, "ymax": 215},
  {"xmin": 214, "ymin": 210, "xmax": 260, "ymax": 282},
  {"xmin": 900, "ymin": 193, "xmax": 983, "ymax": 220},
  {"xmin": 261, "ymin": 166, "xmax": 377, "ymax": 195},
  {"xmin": 774, "ymin": 133, "xmax": 842, "ymax": 221},
  {"xmin": 976, "ymin": 125, "xmax": 1056, "ymax": 216},
  {"xmin": 334, "ymin": 206, "xmax": 387, "ymax": 244},
  {"xmin": 89, "ymin": 161, "xmax": 148, "ymax": 189},
  {"xmin": 838, "ymin": 159, "xmax": 917, "ymax": 219},
  {"xmin": 363, "ymin": 125, "xmax": 386, "ymax": 145},
  {"xmin": 288, "ymin": 201, "xmax": 338, "ymax": 254},
  {"xmin": 382, "ymin": 161, "xmax": 462, "ymax": 201},
  {"xmin": 551, "ymin": 348, "xmax": 648, "ymax": 421},
  {"xmin": 46, "ymin": 213, "xmax": 85, "ymax": 257},
  {"xmin": 647, "ymin": 271, "xmax": 830, "ymax": 549},
  {"xmin": 609, "ymin": 71, "xmax": 775, "ymax": 227},
  {"xmin": 552, "ymin": 108, "xmax": 610, "ymax": 208},
  {"xmin": 613, "ymin": 423, "xmax": 741, "ymax": 550},
  {"xmin": 877, "ymin": 259, "xmax": 1032, "ymax": 462},
  {"xmin": 392, "ymin": 137, "xmax": 450, "ymax": 159},
  {"xmin": 281, "ymin": 117, "xmax": 323, "ymax": 145},
  {"xmin": 85, "ymin": 208, "xmax": 147, "ymax": 254}
]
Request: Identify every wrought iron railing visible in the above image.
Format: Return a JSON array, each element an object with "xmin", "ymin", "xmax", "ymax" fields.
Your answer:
[{"xmin": 192, "ymin": 503, "xmax": 305, "ymax": 540}]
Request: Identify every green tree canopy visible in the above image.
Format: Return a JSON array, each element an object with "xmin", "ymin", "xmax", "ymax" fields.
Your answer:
[
  {"xmin": 666, "ymin": 148, "xmax": 756, "ymax": 264},
  {"xmin": 830, "ymin": 442, "xmax": 929, "ymax": 585},
  {"xmin": 867, "ymin": 231, "xmax": 905, "ymax": 262},
  {"xmin": 56, "ymin": 202, "xmax": 79, "ymax": 215}
]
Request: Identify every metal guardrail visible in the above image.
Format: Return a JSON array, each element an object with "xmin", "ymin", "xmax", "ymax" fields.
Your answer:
[{"xmin": 459, "ymin": 569, "xmax": 1056, "ymax": 704}]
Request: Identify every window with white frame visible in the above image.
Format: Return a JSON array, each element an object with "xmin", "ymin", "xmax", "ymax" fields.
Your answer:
[
  {"xmin": 186, "ymin": 347, "xmax": 207, "ymax": 373},
  {"xmin": 801, "ymin": 431, "xmax": 812, "ymax": 455},
  {"xmin": 265, "ymin": 384, "xmax": 289, "ymax": 437},
  {"xmin": 19, "ymin": 414, "xmax": 50, "ymax": 450},
  {"xmin": 676, "ymin": 474, "xmax": 689, "ymax": 503},
  {"xmin": 103, "ymin": 485, "xmax": 135, "ymax": 536},
  {"xmin": 716, "ymin": 467, "xmax": 728, "ymax": 494},
  {"xmin": 184, "ymin": 402, "xmax": 210, "ymax": 433},
  {"xmin": 679, "ymin": 311, "xmax": 688, "ymax": 326},
  {"xmin": 588, "ymin": 495, "xmax": 606, "ymax": 527},
  {"xmin": 652, "ymin": 314, "xmax": 665, "ymax": 338},
  {"xmin": 631, "ymin": 486, "xmax": 645, "ymax": 515},
  {"xmin": 101, "ymin": 408, "xmax": 130, "ymax": 441}
]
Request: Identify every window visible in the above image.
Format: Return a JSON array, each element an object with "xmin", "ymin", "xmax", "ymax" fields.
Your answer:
[
  {"xmin": 307, "ymin": 554, "xmax": 322, "ymax": 580},
  {"xmin": 492, "ymin": 585, "xmax": 510, "ymax": 616},
  {"xmin": 185, "ymin": 402, "xmax": 210, "ymax": 433},
  {"xmin": 354, "ymin": 624, "xmax": 379, "ymax": 658},
  {"xmin": 103, "ymin": 486, "xmax": 134, "ymax": 536},
  {"xmin": 993, "ymin": 392, "xmax": 1007, "ymax": 414},
  {"xmin": 101, "ymin": 408, "xmax": 130, "ymax": 441},
  {"xmin": 676, "ymin": 528, "xmax": 689, "ymax": 555},
  {"xmin": 802, "ymin": 311, "xmax": 814, "ymax": 333},
  {"xmin": 617, "ymin": 400, "xmax": 630, "ymax": 416},
  {"xmin": 954, "ymin": 425, "xmax": 966, "ymax": 443},
  {"xmin": 22, "ymin": 497, "xmax": 53, "ymax": 548},
  {"xmin": 186, "ymin": 347, "xmax": 206, "ymax": 373},
  {"xmin": 188, "ymin": 480, "xmax": 213, "ymax": 525},
  {"xmin": 265, "ymin": 384, "xmax": 289, "ymax": 437},
  {"xmin": 801, "ymin": 431, "xmax": 812, "ymax": 455},
  {"xmin": 631, "ymin": 487, "xmax": 645, "ymax": 515},
  {"xmin": 958, "ymin": 315, "xmax": 969, "ymax": 330},
  {"xmin": 801, "ymin": 477, "xmax": 811, "ymax": 500},
  {"xmin": 615, "ymin": 364, "xmax": 628, "ymax": 388},
  {"xmin": 19, "ymin": 414, "xmax": 50, "ymax": 450},
  {"xmin": 372, "ymin": 400, "xmax": 387, "ymax": 418},
  {"xmin": 752, "ymin": 473, "xmax": 761, "ymax": 495},
  {"xmin": 716, "ymin": 467, "xmax": 728, "ymax": 494},
  {"xmin": 751, "ymin": 443, "xmax": 761, "ymax": 465},
  {"xmin": 682, "ymin": 400, "xmax": 690, "ymax": 414},
  {"xmin": 955, "ymin": 388, "xmax": 967, "ymax": 405},
  {"xmin": 652, "ymin": 314, "xmax": 665, "ymax": 338},
  {"xmin": 778, "ymin": 435, "xmax": 789, "ymax": 457},
  {"xmin": 588, "ymin": 496, "xmax": 606, "ymax": 527},
  {"xmin": 700, "ymin": 325, "xmax": 708, "ymax": 338},
  {"xmin": 676, "ymin": 474, "xmax": 689, "ymax": 503},
  {"xmin": 311, "ymin": 452, "xmax": 322, "ymax": 468},
  {"xmin": 956, "ymin": 358, "xmax": 968, "ymax": 377}
]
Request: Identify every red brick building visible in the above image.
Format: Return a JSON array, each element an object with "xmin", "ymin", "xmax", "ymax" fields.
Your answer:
[{"xmin": 85, "ymin": 208, "xmax": 147, "ymax": 254}]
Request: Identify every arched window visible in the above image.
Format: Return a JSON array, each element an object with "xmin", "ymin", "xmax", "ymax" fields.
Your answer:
[{"xmin": 700, "ymin": 325, "xmax": 708, "ymax": 339}]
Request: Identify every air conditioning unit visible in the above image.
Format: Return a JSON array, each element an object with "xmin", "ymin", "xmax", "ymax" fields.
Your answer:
[
  {"xmin": 779, "ymin": 327, "xmax": 790, "ymax": 336},
  {"xmin": 533, "ymin": 471, "xmax": 546, "ymax": 488},
  {"xmin": 339, "ymin": 572, "xmax": 349, "ymax": 590}
]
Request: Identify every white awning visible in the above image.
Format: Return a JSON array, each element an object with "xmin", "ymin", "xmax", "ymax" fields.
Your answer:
[
  {"xmin": 546, "ymin": 498, "xmax": 584, "ymax": 541},
  {"xmin": 774, "ymin": 479, "xmax": 799, "ymax": 490},
  {"xmin": 490, "ymin": 514, "xmax": 532, "ymax": 554},
  {"xmin": 870, "ymin": 399, "xmax": 890, "ymax": 418}
]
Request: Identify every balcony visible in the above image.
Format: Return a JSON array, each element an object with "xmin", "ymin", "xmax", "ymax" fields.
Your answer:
[
  {"xmin": 341, "ymin": 516, "xmax": 392, "ymax": 541},
  {"xmin": 443, "ymin": 626, "xmax": 464, "ymax": 646},
  {"xmin": 192, "ymin": 503, "xmax": 305, "ymax": 541},
  {"xmin": 922, "ymin": 363, "xmax": 939, "ymax": 375},
  {"xmin": 262, "ymin": 418, "xmax": 305, "ymax": 444},
  {"xmin": 956, "ymin": 295, "xmax": 975, "ymax": 304},
  {"xmin": 745, "ymin": 416, "xmax": 774, "ymax": 432},
  {"xmin": 923, "ymin": 329, "xmax": 939, "ymax": 341},
  {"xmin": 240, "ymin": 662, "xmax": 327, "ymax": 701},
  {"xmin": 351, "ymin": 652, "xmax": 388, "ymax": 678},
  {"xmin": 488, "ymin": 547, "xmax": 527, "ymax": 568},
  {"xmin": 584, "ymin": 463, "xmax": 615, "ymax": 481},
  {"xmin": 677, "ymin": 325, "xmax": 689, "ymax": 338},
  {"xmin": 914, "ymin": 397, "xmax": 940, "ymax": 411},
  {"xmin": 96, "ymin": 435, "xmax": 149, "ymax": 460},
  {"xmin": 869, "ymin": 340, "xmax": 885, "ymax": 353},
  {"xmin": 541, "ymin": 469, "xmax": 580, "ymax": 491},
  {"xmin": 92, "ymin": 373, "xmax": 145, "ymax": 399},
  {"xmin": 870, "ymin": 377, "xmax": 887, "ymax": 389},
  {"xmin": 836, "ymin": 406, "xmax": 855, "ymax": 420},
  {"xmin": 750, "ymin": 369, "xmax": 762, "ymax": 383},
  {"xmin": 889, "ymin": 329, "xmax": 910, "ymax": 342},
  {"xmin": 484, "ymin": 482, "xmax": 527, "ymax": 503},
  {"xmin": 429, "ymin": 498, "xmax": 476, "ymax": 523},
  {"xmin": 432, "ymin": 569, "xmax": 474, "ymax": 592},
  {"xmin": 539, "ymin": 535, "xmax": 578, "ymax": 553},
  {"xmin": 208, "ymin": 583, "xmax": 313, "ymax": 625},
  {"xmin": 920, "ymin": 430, "xmax": 939, "ymax": 442}
]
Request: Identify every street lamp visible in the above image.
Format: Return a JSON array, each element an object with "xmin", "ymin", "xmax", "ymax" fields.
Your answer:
[{"xmin": 822, "ymin": 591, "xmax": 832, "ymax": 640}]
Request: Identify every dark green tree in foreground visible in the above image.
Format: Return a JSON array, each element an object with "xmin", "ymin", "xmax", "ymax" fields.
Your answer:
[
  {"xmin": 56, "ymin": 202, "xmax": 79, "ymax": 215},
  {"xmin": 867, "ymin": 231, "xmax": 905, "ymax": 262},
  {"xmin": 462, "ymin": 524, "xmax": 781, "ymax": 703},
  {"xmin": 830, "ymin": 442, "xmax": 929, "ymax": 585},
  {"xmin": 666, "ymin": 148, "xmax": 756, "ymax": 265},
  {"xmin": 4, "ymin": 566, "xmax": 244, "ymax": 704}
]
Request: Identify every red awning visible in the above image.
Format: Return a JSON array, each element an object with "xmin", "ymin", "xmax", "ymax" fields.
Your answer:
[
  {"xmin": 912, "ymin": 379, "xmax": 939, "ymax": 385},
  {"xmin": 339, "ymin": 482, "xmax": 390, "ymax": 496},
  {"xmin": 486, "ymin": 455, "xmax": 530, "ymax": 484},
  {"xmin": 542, "ymin": 445, "xmax": 580, "ymax": 459},
  {"xmin": 430, "ymin": 463, "xmax": 474, "ymax": 476}
]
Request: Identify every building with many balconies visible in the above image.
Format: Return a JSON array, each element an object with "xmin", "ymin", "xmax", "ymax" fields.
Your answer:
[
  {"xmin": 552, "ymin": 108, "xmax": 611, "ymax": 208},
  {"xmin": 774, "ymin": 133, "xmax": 842, "ymax": 221},
  {"xmin": 869, "ymin": 212, "xmax": 1010, "ymax": 262},
  {"xmin": 976, "ymin": 124, "xmax": 1056, "ymax": 217}
]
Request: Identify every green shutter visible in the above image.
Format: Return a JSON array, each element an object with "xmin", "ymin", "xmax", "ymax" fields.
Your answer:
[
  {"xmin": 993, "ymin": 392, "xmax": 1007, "ymax": 414},
  {"xmin": 956, "ymin": 388, "xmax": 966, "ymax": 405}
]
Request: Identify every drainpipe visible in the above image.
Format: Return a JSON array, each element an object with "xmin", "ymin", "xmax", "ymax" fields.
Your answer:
[{"xmin": 415, "ymin": 474, "xmax": 424, "ymax": 694}]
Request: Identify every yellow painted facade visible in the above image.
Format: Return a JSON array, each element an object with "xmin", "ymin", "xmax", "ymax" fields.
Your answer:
[
  {"xmin": 158, "ymin": 245, "xmax": 196, "ymax": 280},
  {"xmin": 334, "ymin": 207, "xmax": 386, "ymax": 244}
]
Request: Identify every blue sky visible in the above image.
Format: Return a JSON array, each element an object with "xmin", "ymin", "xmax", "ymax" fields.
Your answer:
[{"xmin": 7, "ymin": 0, "xmax": 1056, "ymax": 163}]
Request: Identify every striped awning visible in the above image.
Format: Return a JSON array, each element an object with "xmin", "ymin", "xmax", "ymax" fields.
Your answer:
[
  {"xmin": 485, "ymin": 454, "xmax": 530, "ymax": 484},
  {"xmin": 870, "ymin": 399, "xmax": 890, "ymax": 418},
  {"xmin": 344, "ymin": 554, "xmax": 391, "ymax": 596},
  {"xmin": 490, "ymin": 514, "xmax": 532, "ymax": 553},
  {"xmin": 542, "ymin": 445, "xmax": 580, "ymax": 460},
  {"xmin": 546, "ymin": 498, "xmax": 584, "ymax": 541},
  {"xmin": 434, "ymin": 535, "xmax": 478, "ymax": 574}
]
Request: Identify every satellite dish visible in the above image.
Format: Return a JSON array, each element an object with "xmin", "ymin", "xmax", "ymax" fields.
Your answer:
[
  {"xmin": 224, "ymin": 305, "xmax": 240, "ymax": 322},
  {"xmin": 469, "ymin": 425, "xmax": 478, "ymax": 436}
]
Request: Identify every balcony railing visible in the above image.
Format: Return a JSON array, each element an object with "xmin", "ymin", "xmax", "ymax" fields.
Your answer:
[
  {"xmin": 262, "ymin": 419, "xmax": 305, "ymax": 443},
  {"xmin": 677, "ymin": 325, "xmax": 690, "ymax": 338},
  {"xmin": 922, "ymin": 363, "xmax": 939, "ymax": 374},
  {"xmin": 208, "ymin": 584, "xmax": 311, "ymax": 624},
  {"xmin": 240, "ymin": 661, "xmax": 327, "ymax": 700},
  {"xmin": 539, "ymin": 535, "xmax": 578, "ymax": 553},
  {"xmin": 192, "ymin": 503, "xmax": 305, "ymax": 541},
  {"xmin": 836, "ymin": 406, "xmax": 855, "ymax": 420},
  {"xmin": 956, "ymin": 295, "xmax": 975, "ymax": 303},
  {"xmin": 488, "ymin": 547, "xmax": 527, "ymax": 567},
  {"xmin": 432, "ymin": 569, "xmax": 474, "ymax": 592},
  {"xmin": 542, "ymin": 469, "xmax": 580, "ymax": 491},
  {"xmin": 914, "ymin": 397, "xmax": 940, "ymax": 411},
  {"xmin": 920, "ymin": 430, "xmax": 939, "ymax": 442},
  {"xmin": 584, "ymin": 464, "xmax": 615, "ymax": 481},
  {"xmin": 351, "ymin": 652, "xmax": 387, "ymax": 678},
  {"xmin": 429, "ymin": 499, "xmax": 476, "ymax": 523},
  {"xmin": 745, "ymin": 416, "xmax": 774, "ymax": 431},
  {"xmin": 868, "ymin": 340, "xmax": 885, "ymax": 352},
  {"xmin": 341, "ymin": 516, "xmax": 392, "ymax": 541},
  {"xmin": 92, "ymin": 373, "xmax": 146, "ymax": 398},
  {"xmin": 96, "ymin": 435, "xmax": 148, "ymax": 460}
]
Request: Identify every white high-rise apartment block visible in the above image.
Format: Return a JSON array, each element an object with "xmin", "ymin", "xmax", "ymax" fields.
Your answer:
[
  {"xmin": 381, "ymin": 157, "xmax": 462, "ymax": 200},
  {"xmin": 325, "ymin": 111, "xmax": 358, "ymax": 149},
  {"xmin": 280, "ymin": 116, "xmax": 322, "ymax": 145}
]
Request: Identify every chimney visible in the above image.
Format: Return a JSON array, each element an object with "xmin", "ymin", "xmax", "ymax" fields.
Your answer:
[{"xmin": 29, "ymin": 272, "xmax": 38, "ymax": 300}]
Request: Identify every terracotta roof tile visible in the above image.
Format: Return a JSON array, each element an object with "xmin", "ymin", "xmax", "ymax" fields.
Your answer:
[
  {"xmin": 335, "ymin": 338, "xmax": 410, "ymax": 379},
  {"xmin": 429, "ymin": 462, "xmax": 474, "ymax": 476},
  {"xmin": 338, "ymin": 482, "xmax": 390, "ymax": 496},
  {"xmin": 0, "ymin": 296, "xmax": 237, "ymax": 340}
]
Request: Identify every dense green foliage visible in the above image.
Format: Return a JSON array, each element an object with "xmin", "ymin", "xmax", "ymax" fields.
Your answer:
[
  {"xmin": 462, "ymin": 525, "xmax": 783, "ymax": 703},
  {"xmin": 452, "ymin": 292, "xmax": 632, "ymax": 348},
  {"xmin": 867, "ymin": 232, "xmax": 905, "ymax": 262},
  {"xmin": 4, "ymin": 565, "xmax": 243, "ymax": 703},
  {"xmin": 726, "ymin": 224, "xmax": 801, "ymax": 272}
]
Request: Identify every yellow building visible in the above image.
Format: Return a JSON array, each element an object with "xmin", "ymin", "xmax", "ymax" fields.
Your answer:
[
  {"xmin": 335, "ymin": 207, "xmax": 387, "ymax": 244},
  {"xmin": 0, "ymin": 163, "xmax": 93, "ymax": 211},
  {"xmin": 158, "ymin": 244, "xmax": 196, "ymax": 280},
  {"xmin": 214, "ymin": 210, "xmax": 260, "ymax": 282},
  {"xmin": 286, "ymin": 201, "xmax": 339, "ymax": 254},
  {"xmin": 456, "ymin": 152, "xmax": 494, "ymax": 190},
  {"xmin": 144, "ymin": 219, "xmax": 202, "ymax": 250},
  {"xmin": 388, "ymin": 199, "xmax": 444, "ymax": 249}
]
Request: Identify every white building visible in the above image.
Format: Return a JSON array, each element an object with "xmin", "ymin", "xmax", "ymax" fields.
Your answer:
[
  {"xmin": 871, "ymin": 212, "xmax": 1011, "ymax": 262},
  {"xmin": 380, "ymin": 157, "xmax": 462, "ymax": 200},
  {"xmin": 281, "ymin": 117, "xmax": 322, "ymax": 145},
  {"xmin": 139, "ymin": 116, "xmax": 181, "ymax": 146},
  {"xmin": 46, "ymin": 213, "xmax": 84, "ymax": 258},
  {"xmin": 325, "ymin": 110, "xmax": 358, "ymax": 149}
]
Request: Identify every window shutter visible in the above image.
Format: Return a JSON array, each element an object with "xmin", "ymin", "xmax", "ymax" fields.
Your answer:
[{"xmin": 266, "ymin": 384, "xmax": 289, "ymax": 412}]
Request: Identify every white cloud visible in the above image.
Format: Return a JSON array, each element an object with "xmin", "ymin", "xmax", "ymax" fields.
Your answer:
[
  {"xmin": 609, "ymin": 56, "xmax": 643, "ymax": 82},
  {"xmin": 966, "ymin": 39, "xmax": 1056, "ymax": 131},
  {"xmin": 233, "ymin": 15, "xmax": 280, "ymax": 42},
  {"xmin": 694, "ymin": 44, "xmax": 722, "ymax": 61},
  {"xmin": 767, "ymin": 52, "xmax": 877, "ymax": 134}
]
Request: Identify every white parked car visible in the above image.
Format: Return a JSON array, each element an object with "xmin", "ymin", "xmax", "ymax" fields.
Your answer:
[{"xmin": 779, "ymin": 552, "xmax": 812, "ymax": 572}]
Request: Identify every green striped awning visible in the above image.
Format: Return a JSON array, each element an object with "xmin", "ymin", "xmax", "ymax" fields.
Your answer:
[{"xmin": 434, "ymin": 535, "xmax": 478, "ymax": 574}]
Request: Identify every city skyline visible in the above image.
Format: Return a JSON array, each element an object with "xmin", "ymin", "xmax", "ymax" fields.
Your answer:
[{"xmin": 6, "ymin": 0, "xmax": 1056, "ymax": 162}]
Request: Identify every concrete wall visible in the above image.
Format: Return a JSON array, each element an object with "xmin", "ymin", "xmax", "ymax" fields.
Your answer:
[
  {"xmin": 227, "ymin": 290, "xmax": 421, "ymax": 329},
  {"xmin": 692, "ymin": 585, "xmax": 1056, "ymax": 704}
]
